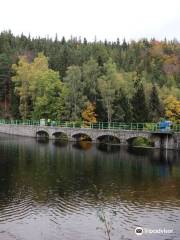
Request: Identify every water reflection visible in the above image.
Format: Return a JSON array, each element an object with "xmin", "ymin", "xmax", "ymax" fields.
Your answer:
[
  {"xmin": 53, "ymin": 139, "xmax": 69, "ymax": 147},
  {"xmin": 0, "ymin": 133, "xmax": 179, "ymax": 240},
  {"xmin": 97, "ymin": 143, "xmax": 121, "ymax": 153},
  {"xmin": 72, "ymin": 141, "xmax": 93, "ymax": 150}
]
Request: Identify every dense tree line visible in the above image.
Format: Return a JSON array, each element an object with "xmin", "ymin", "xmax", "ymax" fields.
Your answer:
[{"xmin": 0, "ymin": 30, "xmax": 180, "ymax": 123}]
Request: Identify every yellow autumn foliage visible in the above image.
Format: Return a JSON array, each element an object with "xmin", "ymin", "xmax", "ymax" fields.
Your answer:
[
  {"xmin": 164, "ymin": 95, "xmax": 180, "ymax": 123},
  {"xmin": 82, "ymin": 102, "xmax": 97, "ymax": 124}
]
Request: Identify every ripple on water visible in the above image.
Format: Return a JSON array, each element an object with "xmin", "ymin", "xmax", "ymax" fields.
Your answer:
[
  {"xmin": 0, "ymin": 138, "xmax": 180, "ymax": 240},
  {"xmin": 0, "ymin": 195, "xmax": 37, "ymax": 224}
]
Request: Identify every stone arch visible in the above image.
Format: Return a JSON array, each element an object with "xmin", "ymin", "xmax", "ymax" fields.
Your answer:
[
  {"xmin": 126, "ymin": 135, "xmax": 154, "ymax": 147},
  {"xmin": 72, "ymin": 132, "xmax": 92, "ymax": 142},
  {"xmin": 96, "ymin": 134, "xmax": 120, "ymax": 144},
  {"xmin": 52, "ymin": 131, "xmax": 68, "ymax": 141},
  {"xmin": 36, "ymin": 130, "xmax": 49, "ymax": 139}
]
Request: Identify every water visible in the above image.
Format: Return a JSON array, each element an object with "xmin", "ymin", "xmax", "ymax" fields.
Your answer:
[{"xmin": 0, "ymin": 133, "xmax": 179, "ymax": 240}]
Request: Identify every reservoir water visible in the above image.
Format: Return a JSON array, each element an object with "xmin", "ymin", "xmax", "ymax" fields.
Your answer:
[{"xmin": 0, "ymin": 133, "xmax": 179, "ymax": 240}]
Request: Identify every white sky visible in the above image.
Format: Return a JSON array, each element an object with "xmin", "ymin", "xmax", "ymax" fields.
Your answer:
[{"xmin": 0, "ymin": 0, "xmax": 180, "ymax": 42}]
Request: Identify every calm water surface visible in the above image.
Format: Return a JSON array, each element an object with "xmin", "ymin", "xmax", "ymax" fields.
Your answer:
[{"xmin": 0, "ymin": 133, "xmax": 180, "ymax": 240}]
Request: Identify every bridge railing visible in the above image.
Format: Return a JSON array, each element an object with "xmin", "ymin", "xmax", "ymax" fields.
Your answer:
[{"xmin": 0, "ymin": 119, "xmax": 180, "ymax": 132}]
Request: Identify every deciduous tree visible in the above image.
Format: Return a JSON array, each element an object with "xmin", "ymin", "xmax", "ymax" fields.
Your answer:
[
  {"xmin": 63, "ymin": 66, "xmax": 86, "ymax": 121},
  {"xmin": 164, "ymin": 95, "xmax": 180, "ymax": 123},
  {"xmin": 12, "ymin": 53, "xmax": 64, "ymax": 119},
  {"xmin": 82, "ymin": 101, "xmax": 97, "ymax": 125},
  {"xmin": 98, "ymin": 59, "xmax": 118, "ymax": 124}
]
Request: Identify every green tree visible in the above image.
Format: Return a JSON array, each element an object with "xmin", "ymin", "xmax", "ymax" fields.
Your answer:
[
  {"xmin": 0, "ymin": 53, "xmax": 12, "ymax": 113},
  {"xmin": 63, "ymin": 66, "xmax": 86, "ymax": 121},
  {"xmin": 113, "ymin": 89, "xmax": 132, "ymax": 122},
  {"xmin": 12, "ymin": 56, "xmax": 32, "ymax": 119},
  {"xmin": 31, "ymin": 69, "xmax": 64, "ymax": 119},
  {"xmin": 12, "ymin": 53, "xmax": 64, "ymax": 119},
  {"xmin": 82, "ymin": 58, "xmax": 100, "ymax": 102},
  {"xmin": 149, "ymin": 84, "xmax": 162, "ymax": 121},
  {"xmin": 98, "ymin": 59, "xmax": 118, "ymax": 123},
  {"xmin": 0, "ymin": 31, "xmax": 179, "ymax": 122},
  {"xmin": 131, "ymin": 73, "xmax": 149, "ymax": 122}
]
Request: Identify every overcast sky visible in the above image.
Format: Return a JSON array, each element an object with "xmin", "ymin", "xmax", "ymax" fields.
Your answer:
[{"xmin": 1, "ymin": 0, "xmax": 180, "ymax": 41}]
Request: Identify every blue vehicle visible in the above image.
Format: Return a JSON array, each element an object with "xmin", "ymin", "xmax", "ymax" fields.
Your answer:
[{"xmin": 159, "ymin": 120, "xmax": 172, "ymax": 132}]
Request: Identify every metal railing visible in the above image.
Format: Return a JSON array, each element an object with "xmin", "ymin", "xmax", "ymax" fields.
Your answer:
[{"xmin": 0, "ymin": 119, "xmax": 180, "ymax": 132}]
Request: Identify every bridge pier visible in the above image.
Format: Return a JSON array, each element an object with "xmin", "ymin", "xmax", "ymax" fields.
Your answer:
[
  {"xmin": 68, "ymin": 135, "xmax": 77, "ymax": 142},
  {"xmin": 152, "ymin": 133, "xmax": 176, "ymax": 150},
  {"xmin": 120, "ymin": 139, "xmax": 128, "ymax": 145}
]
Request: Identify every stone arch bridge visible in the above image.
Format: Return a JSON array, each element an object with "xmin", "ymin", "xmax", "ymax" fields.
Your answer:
[{"xmin": 0, "ymin": 123, "xmax": 179, "ymax": 150}]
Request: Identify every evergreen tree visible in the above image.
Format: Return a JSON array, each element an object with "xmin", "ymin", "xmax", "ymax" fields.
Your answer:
[
  {"xmin": 10, "ymin": 85, "xmax": 20, "ymax": 118},
  {"xmin": 0, "ymin": 53, "xmax": 12, "ymax": 113},
  {"xmin": 149, "ymin": 84, "xmax": 162, "ymax": 121},
  {"xmin": 113, "ymin": 89, "xmax": 132, "ymax": 122},
  {"xmin": 0, "ymin": 31, "xmax": 179, "ymax": 122},
  {"xmin": 131, "ymin": 73, "xmax": 149, "ymax": 122}
]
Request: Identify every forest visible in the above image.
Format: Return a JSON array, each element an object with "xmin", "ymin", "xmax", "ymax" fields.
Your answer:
[{"xmin": 0, "ymin": 30, "xmax": 180, "ymax": 123}]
